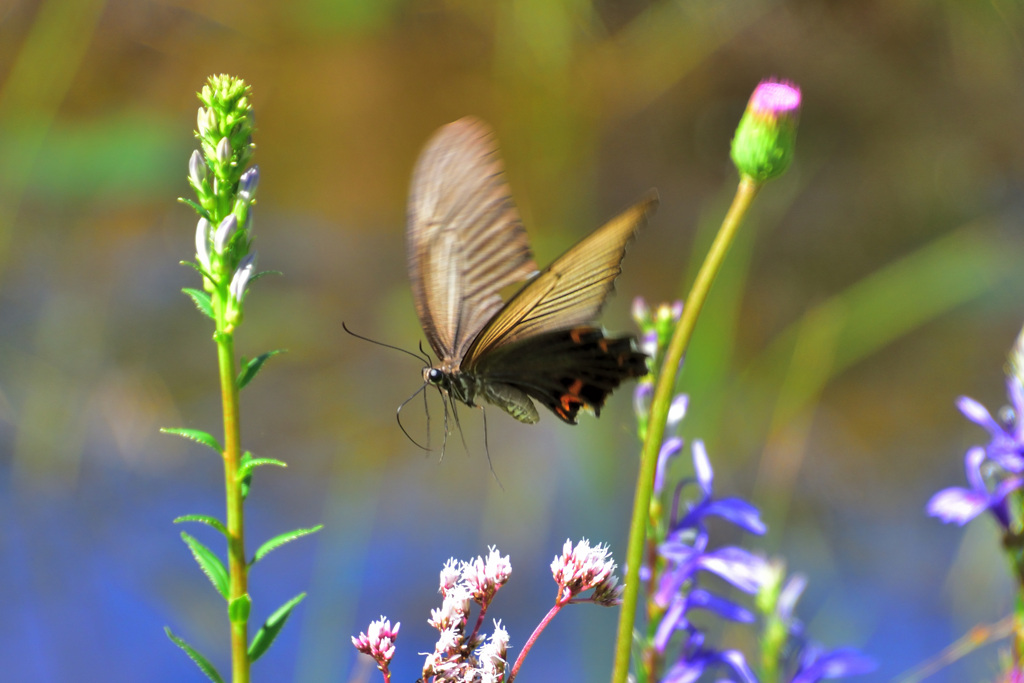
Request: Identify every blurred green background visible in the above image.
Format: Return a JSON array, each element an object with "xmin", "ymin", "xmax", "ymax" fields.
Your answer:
[{"xmin": 2, "ymin": 0, "xmax": 1024, "ymax": 680}]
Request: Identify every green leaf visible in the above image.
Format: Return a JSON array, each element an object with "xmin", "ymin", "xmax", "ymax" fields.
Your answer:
[
  {"xmin": 182, "ymin": 288, "xmax": 214, "ymax": 319},
  {"xmin": 229, "ymin": 594, "xmax": 252, "ymax": 624},
  {"xmin": 238, "ymin": 457, "xmax": 287, "ymax": 480},
  {"xmin": 180, "ymin": 531, "xmax": 229, "ymax": 600},
  {"xmin": 247, "ymin": 593, "xmax": 306, "ymax": 663},
  {"xmin": 173, "ymin": 514, "xmax": 228, "ymax": 537},
  {"xmin": 236, "ymin": 349, "xmax": 285, "ymax": 389},
  {"xmin": 240, "ymin": 451, "xmax": 253, "ymax": 501},
  {"xmin": 178, "ymin": 197, "xmax": 211, "ymax": 220},
  {"xmin": 160, "ymin": 428, "xmax": 222, "ymax": 454},
  {"xmin": 251, "ymin": 525, "xmax": 323, "ymax": 566},
  {"xmin": 251, "ymin": 269, "xmax": 282, "ymax": 283},
  {"xmin": 165, "ymin": 627, "xmax": 225, "ymax": 683}
]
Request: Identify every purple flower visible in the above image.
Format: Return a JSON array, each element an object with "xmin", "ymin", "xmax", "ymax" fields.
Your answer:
[
  {"xmin": 653, "ymin": 442, "xmax": 771, "ymax": 653},
  {"xmin": 655, "ymin": 437, "xmax": 683, "ymax": 496},
  {"xmin": 957, "ymin": 378, "xmax": 1024, "ymax": 472},
  {"xmin": 673, "ymin": 441, "xmax": 767, "ymax": 536},
  {"xmin": 790, "ymin": 645, "xmax": 876, "ymax": 683},
  {"xmin": 654, "ymin": 587, "xmax": 754, "ymax": 652},
  {"xmin": 927, "ymin": 446, "xmax": 1021, "ymax": 528},
  {"xmin": 662, "ymin": 630, "xmax": 757, "ymax": 683}
]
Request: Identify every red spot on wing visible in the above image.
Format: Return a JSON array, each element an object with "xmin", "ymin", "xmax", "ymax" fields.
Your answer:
[{"xmin": 557, "ymin": 378, "xmax": 590, "ymax": 421}]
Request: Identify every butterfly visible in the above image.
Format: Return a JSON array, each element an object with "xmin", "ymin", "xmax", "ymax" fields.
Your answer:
[{"xmin": 407, "ymin": 116, "xmax": 657, "ymax": 429}]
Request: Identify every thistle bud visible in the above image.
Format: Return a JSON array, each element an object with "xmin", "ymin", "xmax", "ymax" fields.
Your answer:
[{"xmin": 730, "ymin": 79, "xmax": 801, "ymax": 182}]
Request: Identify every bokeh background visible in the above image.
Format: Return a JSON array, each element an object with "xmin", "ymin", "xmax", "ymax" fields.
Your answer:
[{"xmin": 2, "ymin": 0, "xmax": 1023, "ymax": 681}]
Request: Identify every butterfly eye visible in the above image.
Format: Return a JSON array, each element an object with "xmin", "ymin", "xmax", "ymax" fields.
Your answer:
[{"xmin": 427, "ymin": 368, "xmax": 444, "ymax": 384}]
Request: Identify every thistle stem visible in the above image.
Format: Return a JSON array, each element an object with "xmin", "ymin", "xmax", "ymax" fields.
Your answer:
[
  {"xmin": 508, "ymin": 599, "xmax": 566, "ymax": 682},
  {"xmin": 217, "ymin": 327, "xmax": 250, "ymax": 683},
  {"xmin": 611, "ymin": 175, "xmax": 762, "ymax": 683}
]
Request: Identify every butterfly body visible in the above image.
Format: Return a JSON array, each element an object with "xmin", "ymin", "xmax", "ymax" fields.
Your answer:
[{"xmin": 408, "ymin": 116, "xmax": 656, "ymax": 426}]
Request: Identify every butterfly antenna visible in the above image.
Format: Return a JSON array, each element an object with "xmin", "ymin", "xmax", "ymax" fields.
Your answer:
[
  {"xmin": 418, "ymin": 340, "xmax": 433, "ymax": 365},
  {"xmin": 342, "ymin": 321, "xmax": 431, "ymax": 365},
  {"xmin": 396, "ymin": 384, "xmax": 431, "ymax": 451}
]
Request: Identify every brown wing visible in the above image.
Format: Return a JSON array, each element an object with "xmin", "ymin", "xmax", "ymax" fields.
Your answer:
[
  {"xmin": 406, "ymin": 117, "xmax": 538, "ymax": 364},
  {"xmin": 462, "ymin": 191, "xmax": 658, "ymax": 367},
  {"xmin": 473, "ymin": 327, "xmax": 649, "ymax": 424}
]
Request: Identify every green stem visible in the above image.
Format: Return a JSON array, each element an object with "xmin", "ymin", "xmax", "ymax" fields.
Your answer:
[
  {"xmin": 217, "ymin": 325, "xmax": 249, "ymax": 683},
  {"xmin": 610, "ymin": 176, "xmax": 762, "ymax": 683}
]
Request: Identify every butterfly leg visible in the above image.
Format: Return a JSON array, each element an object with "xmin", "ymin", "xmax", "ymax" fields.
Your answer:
[
  {"xmin": 397, "ymin": 384, "xmax": 431, "ymax": 451},
  {"xmin": 449, "ymin": 396, "xmax": 470, "ymax": 455}
]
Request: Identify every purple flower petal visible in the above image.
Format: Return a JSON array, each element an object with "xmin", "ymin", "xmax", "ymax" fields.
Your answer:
[
  {"xmin": 656, "ymin": 437, "xmax": 684, "ymax": 496},
  {"xmin": 692, "ymin": 440, "xmax": 713, "ymax": 497},
  {"xmin": 926, "ymin": 487, "xmax": 988, "ymax": 525},
  {"xmin": 663, "ymin": 658, "xmax": 704, "ymax": 683},
  {"xmin": 699, "ymin": 498, "xmax": 768, "ymax": 535},
  {"xmin": 719, "ymin": 649, "xmax": 759, "ymax": 683},
  {"xmin": 963, "ymin": 446, "xmax": 986, "ymax": 492},
  {"xmin": 778, "ymin": 573, "xmax": 808, "ymax": 621},
  {"xmin": 990, "ymin": 475, "xmax": 1024, "ymax": 528},
  {"xmin": 634, "ymin": 382, "xmax": 652, "ymax": 417},
  {"xmin": 991, "ymin": 446, "xmax": 1024, "ymax": 473},
  {"xmin": 792, "ymin": 647, "xmax": 876, "ymax": 683},
  {"xmin": 687, "ymin": 587, "xmax": 755, "ymax": 623},
  {"xmin": 696, "ymin": 547, "xmax": 768, "ymax": 594},
  {"xmin": 1009, "ymin": 376, "xmax": 1024, "ymax": 422},
  {"xmin": 667, "ymin": 394, "xmax": 689, "ymax": 431},
  {"xmin": 653, "ymin": 596, "xmax": 689, "ymax": 652},
  {"xmin": 957, "ymin": 395, "xmax": 1001, "ymax": 435}
]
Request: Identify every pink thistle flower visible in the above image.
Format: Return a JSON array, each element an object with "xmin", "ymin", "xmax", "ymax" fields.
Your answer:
[
  {"xmin": 731, "ymin": 78, "xmax": 802, "ymax": 182},
  {"xmin": 748, "ymin": 79, "xmax": 802, "ymax": 119}
]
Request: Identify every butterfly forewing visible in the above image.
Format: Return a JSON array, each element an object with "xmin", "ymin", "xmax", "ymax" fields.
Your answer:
[
  {"xmin": 407, "ymin": 117, "xmax": 538, "ymax": 365},
  {"xmin": 462, "ymin": 192, "xmax": 658, "ymax": 367}
]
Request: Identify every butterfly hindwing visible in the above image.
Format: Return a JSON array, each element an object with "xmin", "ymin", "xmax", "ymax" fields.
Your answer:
[{"xmin": 473, "ymin": 327, "xmax": 648, "ymax": 424}]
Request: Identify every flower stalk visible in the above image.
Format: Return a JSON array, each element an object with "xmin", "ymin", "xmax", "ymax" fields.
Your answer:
[
  {"xmin": 164, "ymin": 74, "xmax": 317, "ymax": 683},
  {"xmin": 612, "ymin": 79, "xmax": 802, "ymax": 683},
  {"xmin": 612, "ymin": 174, "xmax": 761, "ymax": 683}
]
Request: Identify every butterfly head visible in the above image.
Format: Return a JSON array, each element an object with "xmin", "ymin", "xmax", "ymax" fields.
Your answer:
[{"xmin": 423, "ymin": 367, "xmax": 445, "ymax": 386}]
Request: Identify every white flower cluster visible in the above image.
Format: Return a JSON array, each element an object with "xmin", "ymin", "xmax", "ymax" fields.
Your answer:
[
  {"xmin": 422, "ymin": 547, "xmax": 511, "ymax": 682},
  {"xmin": 351, "ymin": 616, "xmax": 400, "ymax": 669},
  {"xmin": 550, "ymin": 538, "xmax": 622, "ymax": 605}
]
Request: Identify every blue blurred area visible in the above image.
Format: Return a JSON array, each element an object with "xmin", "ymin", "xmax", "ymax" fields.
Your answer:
[{"xmin": 1, "ymin": 0, "xmax": 1024, "ymax": 681}]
